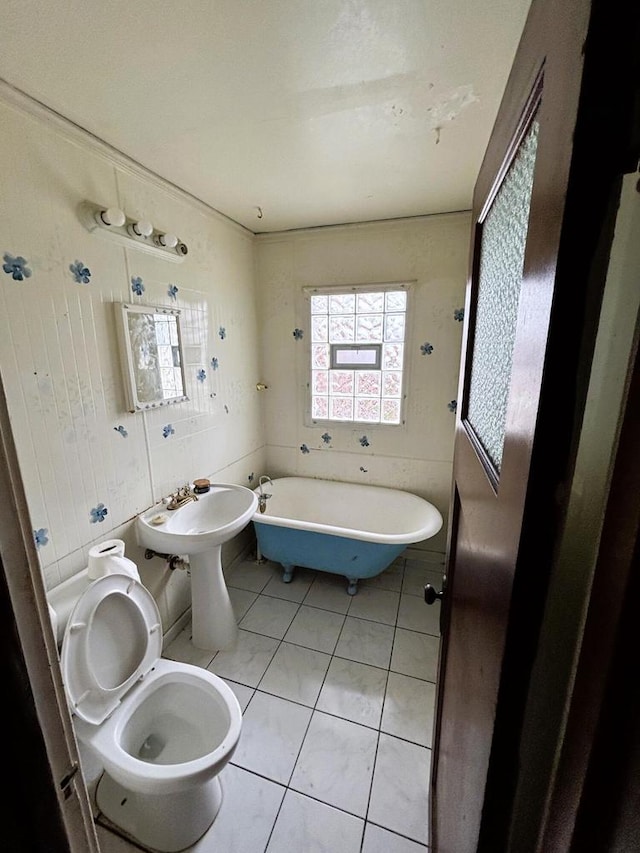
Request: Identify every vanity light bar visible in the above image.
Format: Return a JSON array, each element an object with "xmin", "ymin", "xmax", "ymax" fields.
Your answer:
[{"xmin": 79, "ymin": 201, "xmax": 188, "ymax": 262}]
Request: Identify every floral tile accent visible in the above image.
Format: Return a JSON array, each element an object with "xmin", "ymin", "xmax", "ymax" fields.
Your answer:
[
  {"xmin": 321, "ymin": 432, "xmax": 332, "ymax": 444},
  {"xmin": 211, "ymin": 356, "xmax": 219, "ymax": 370},
  {"xmin": 162, "ymin": 424, "xmax": 175, "ymax": 438},
  {"xmin": 90, "ymin": 503, "xmax": 108, "ymax": 524},
  {"xmin": 293, "ymin": 328, "xmax": 304, "ymax": 340},
  {"xmin": 359, "ymin": 435, "xmax": 370, "ymax": 447},
  {"xmin": 248, "ymin": 472, "xmax": 255, "ymax": 483},
  {"xmin": 69, "ymin": 260, "xmax": 91, "ymax": 284},
  {"xmin": 420, "ymin": 342, "xmax": 434, "ymax": 356},
  {"xmin": 219, "ymin": 326, "xmax": 226, "ymax": 340},
  {"xmin": 197, "ymin": 369, "xmax": 206, "ymax": 382},
  {"xmin": 34, "ymin": 528, "xmax": 49, "ymax": 548},
  {"xmin": 300, "ymin": 444, "xmax": 310, "ymax": 454},
  {"xmin": 168, "ymin": 284, "xmax": 178, "ymax": 299},
  {"xmin": 360, "ymin": 466, "xmax": 368, "ymax": 473},
  {"xmin": 131, "ymin": 276, "xmax": 144, "ymax": 295},
  {"xmin": 448, "ymin": 400, "xmax": 457, "ymax": 413},
  {"xmin": 454, "ymin": 308, "xmax": 465, "ymax": 322},
  {"xmin": 114, "ymin": 425, "xmax": 128, "ymax": 438},
  {"xmin": 3, "ymin": 253, "xmax": 32, "ymax": 281}
]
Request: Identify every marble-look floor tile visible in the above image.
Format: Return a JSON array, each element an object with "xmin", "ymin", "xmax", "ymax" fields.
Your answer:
[
  {"xmin": 223, "ymin": 678, "xmax": 255, "ymax": 712},
  {"xmin": 316, "ymin": 657, "xmax": 387, "ymax": 729},
  {"xmin": 258, "ymin": 642, "xmax": 331, "ymax": 706},
  {"xmin": 290, "ymin": 711, "xmax": 378, "ymax": 817},
  {"xmin": 381, "ymin": 672, "xmax": 436, "ymax": 747},
  {"xmin": 284, "ymin": 604, "xmax": 345, "ymax": 653},
  {"xmin": 362, "ymin": 823, "xmax": 428, "ymax": 853},
  {"xmin": 238, "ymin": 595, "xmax": 299, "ymax": 639},
  {"xmin": 262, "ymin": 567, "xmax": 316, "ymax": 602},
  {"xmin": 231, "ymin": 691, "xmax": 312, "ymax": 785},
  {"xmin": 208, "ymin": 629, "xmax": 279, "ymax": 687},
  {"xmin": 303, "ymin": 574, "xmax": 352, "ymax": 614},
  {"xmin": 191, "ymin": 764, "xmax": 285, "ymax": 852},
  {"xmin": 266, "ymin": 790, "xmax": 363, "ymax": 853},
  {"xmin": 163, "ymin": 625, "xmax": 215, "ymax": 668},
  {"xmin": 402, "ymin": 564, "xmax": 444, "ymax": 598},
  {"xmin": 390, "ymin": 628, "xmax": 440, "ymax": 682},
  {"xmin": 226, "ymin": 559, "xmax": 276, "ymax": 593},
  {"xmin": 368, "ymin": 734, "xmax": 431, "ymax": 845},
  {"xmin": 347, "ymin": 587, "xmax": 400, "ymax": 626},
  {"xmin": 228, "ymin": 586, "xmax": 259, "ymax": 622},
  {"xmin": 335, "ymin": 616, "xmax": 395, "ymax": 669},
  {"xmin": 359, "ymin": 560, "xmax": 404, "ymax": 592},
  {"xmin": 397, "ymin": 593, "xmax": 440, "ymax": 635}
]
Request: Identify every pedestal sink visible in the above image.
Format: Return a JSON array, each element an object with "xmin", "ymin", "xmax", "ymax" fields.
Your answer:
[{"xmin": 136, "ymin": 483, "xmax": 258, "ymax": 651}]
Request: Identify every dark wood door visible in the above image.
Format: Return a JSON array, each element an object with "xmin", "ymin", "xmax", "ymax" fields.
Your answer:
[{"xmin": 429, "ymin": 0, "xmax": 604, "ymax": 849}]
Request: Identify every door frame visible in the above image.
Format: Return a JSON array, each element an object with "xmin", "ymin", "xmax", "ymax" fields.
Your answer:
[{"xmin": 430, "ymin": 0, "xmax": 640, "ymax": 849}]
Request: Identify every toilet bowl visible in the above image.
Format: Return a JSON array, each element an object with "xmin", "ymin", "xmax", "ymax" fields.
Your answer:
[{"xmin": 59, "ymin": 572, "xmax": 242, "ymax": 852}]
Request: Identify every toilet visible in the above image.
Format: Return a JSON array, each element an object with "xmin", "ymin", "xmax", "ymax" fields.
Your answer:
[{"xmin": 54, "ymin": 569, "xmax": 242, "ymax": 852}]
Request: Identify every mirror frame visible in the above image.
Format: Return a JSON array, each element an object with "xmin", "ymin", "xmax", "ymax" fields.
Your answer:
[{"xmin": 115, "ymin": 302, "xmax": 189, "ymax": 413}]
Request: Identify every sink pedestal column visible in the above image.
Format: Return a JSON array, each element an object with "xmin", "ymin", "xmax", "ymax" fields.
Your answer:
[{"xmin": 189, "ymin": 547, "xmax": 238, "ymax": 651}]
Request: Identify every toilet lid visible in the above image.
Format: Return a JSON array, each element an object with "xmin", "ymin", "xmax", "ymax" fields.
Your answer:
[{"xmin": 61, "ymin": 574, "xmax": 162, "ymax": 725}]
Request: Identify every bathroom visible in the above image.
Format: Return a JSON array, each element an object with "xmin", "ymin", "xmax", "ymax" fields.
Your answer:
[{"xmin": 2, "ymin": 1, "xmax": 639, "ymax": 851}]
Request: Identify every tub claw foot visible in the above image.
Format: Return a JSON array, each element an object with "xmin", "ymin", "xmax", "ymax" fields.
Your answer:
[
  {"xmin": 347, "ymin": 578, "xmax": 359, "ymax": 595},
  {"xmin": 282, "ymin": 565, "xmax": 294, "ymax": 584}
]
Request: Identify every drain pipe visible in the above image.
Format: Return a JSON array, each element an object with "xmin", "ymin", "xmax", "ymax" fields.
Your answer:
[{"xmin": 143, "ymin": 548, "xmax": 187, "ymax": 571}]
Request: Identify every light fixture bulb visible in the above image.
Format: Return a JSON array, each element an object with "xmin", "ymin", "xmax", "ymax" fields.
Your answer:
[
  {"xmin": 97, "ymin": 207, "xmax": 125, "ymax": 227},
  {"xmin": 157, "ymin": 232, "xmax": 178, "ymax": 248},
  {"xmin": 131, "ymin": 220, "xmax": 153, "ymax": 238}
]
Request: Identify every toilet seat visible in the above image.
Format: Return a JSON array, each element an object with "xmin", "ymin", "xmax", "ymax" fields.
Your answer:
[{"xmin": 61, "ymin": 574, "xmax": 162, "ymax": 726}]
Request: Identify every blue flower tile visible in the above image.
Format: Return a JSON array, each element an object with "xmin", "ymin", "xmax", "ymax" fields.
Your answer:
[
  {"xmin": 420, "ymin": 342, "xmax": 434, "ymax": 356},
  {"xmin": 69, "ymin": 260, "xmax": 91, "ymax": 284},
  {"xmin": 210, "ymin": 357, "xmax": 219, "ymax": 370},
  {"xmin": 114, "ymin": 425, "xmax": 128, "ymax": 438},
  {"xmin": 247, "ymin": 472, "xmax": 254, "ymax": 482},
  {"xmin": 300, "ymin": 443, "xmax": 310, "ymax": 454},
  {"xmin": 131, "ymin": 276, "xmax": 144, "ymax": 295},
  {"xmin": 359, "ymin": 466, "xmax": 368, "ymax": 473},
  {"xmin": 3, "ymin": 253, "xmax": 32, "ymax": 281},
  {"xmin": 162, "ymin": 424, "xmax": 175, "ymax": 438},
  {"xmin": 218, "ymin": 326, "xmax": 226, "ymax": 340},
  {"xmin": 454, "ymin": 308, "xmax": 464, "ymax": 322},
  {"xmin": 34, "ymin": 528, "xmax": 49, "ymax": 548},
  {"xmin": 197, "ymin": 369, "xmax": 206, "ymax": 382},
  {"xmin": 321, "ymin": 432, "xmax": 332, "ymax": 444},
  {"xmin": 359, "ymin": 435, "xmax": 370, "ymax": 447},
  {"xmin": 90, "ymin": 503, "xmax": 108, "ymax": 524},
  {"xmin": 448, "ymin": 400, "xmax": 457, "ymax": 413},
  {"xmin": 293, "ymin": 328, "xmax": 304, "ymax": 340},
  {"xmin": 168, "ymin": 284, "xmax": 179, "ymax": 299}
]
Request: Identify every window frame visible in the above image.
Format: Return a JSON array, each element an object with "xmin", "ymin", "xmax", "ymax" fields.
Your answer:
[{"xmin": 302, "ymin": 281, "xmax": 414, "ymax": 429}]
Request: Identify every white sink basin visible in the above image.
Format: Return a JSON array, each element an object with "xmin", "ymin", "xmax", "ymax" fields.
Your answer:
[
  {"xmin": 136, "ymin": 483, "xmax": 258, "ymax": 652},
  {"xmin": 136, "ymin": 483, "xmax": 258, "ymax": 555}
]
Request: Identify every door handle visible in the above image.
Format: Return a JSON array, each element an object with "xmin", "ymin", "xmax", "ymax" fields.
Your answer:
[{"xmin": 424, "ymin": 583, "xmax": 444, "ymax": 604}]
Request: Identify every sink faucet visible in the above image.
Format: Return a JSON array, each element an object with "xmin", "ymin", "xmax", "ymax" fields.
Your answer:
[
  {"xmin": 166, "ymin": 484, "xmax": 199, "ymax": 511},
  {"xmin": 257, "ymin": 475, "xmax": 272, "ymax": 514}
]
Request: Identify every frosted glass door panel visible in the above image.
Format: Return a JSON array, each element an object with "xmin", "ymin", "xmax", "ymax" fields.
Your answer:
[{"xmin": 466, "ymin": 120, "xmax": 539, "ymax": 473}]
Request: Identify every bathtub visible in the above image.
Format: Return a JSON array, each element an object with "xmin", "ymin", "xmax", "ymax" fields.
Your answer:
[{"xmin": 252, "ymin": 477, "xmax": 443, "ymax": 594}]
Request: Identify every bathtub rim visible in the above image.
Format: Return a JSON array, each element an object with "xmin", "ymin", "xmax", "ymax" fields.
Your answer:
[{"xmin": 252, "ymin": 476, "xmax": 443, "ymax": 545}]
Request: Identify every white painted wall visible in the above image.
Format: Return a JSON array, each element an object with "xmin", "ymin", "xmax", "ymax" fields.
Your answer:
[
  {"xmin": 255, "ymin": 213, "xmax": 470, "ymax": 560},
  {"xmin": 0, "ymin": 94, "xmax": 265, "ymax": 633}
]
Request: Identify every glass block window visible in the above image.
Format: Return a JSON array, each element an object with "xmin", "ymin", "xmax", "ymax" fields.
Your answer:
[{"xmin": 308, "ymin": 285, "xmax": 409, "ymax": 425}]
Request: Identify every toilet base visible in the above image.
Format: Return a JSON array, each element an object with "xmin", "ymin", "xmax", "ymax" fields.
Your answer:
[{"xmin": 96, "ymin": 771, "xmax": 223, "ymax": 852}]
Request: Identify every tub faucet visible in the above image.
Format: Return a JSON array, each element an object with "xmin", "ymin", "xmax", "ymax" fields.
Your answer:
[
  {"xmin": 166, "ymin": 484, "xmax": 199, "ymax": 511},
  {"xmin": 257, "ymin": 475, "xmax": 272, "ymax": 513}
]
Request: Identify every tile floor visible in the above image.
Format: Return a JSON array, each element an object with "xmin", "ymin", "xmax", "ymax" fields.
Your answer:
[{"xmin": 96, "ymin": 556, "xmax": 444, "ymax": 853}]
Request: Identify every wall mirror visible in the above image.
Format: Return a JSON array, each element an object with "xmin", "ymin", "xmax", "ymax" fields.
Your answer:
[{"xmin": 115, "ymin": 302, "xmax": 188, "ymax": 412}]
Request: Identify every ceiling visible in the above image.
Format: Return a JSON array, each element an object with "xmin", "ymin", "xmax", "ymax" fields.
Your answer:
[{"xmin": 1, "ymin": 1, "xmax": 531, "ymax": 233}]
